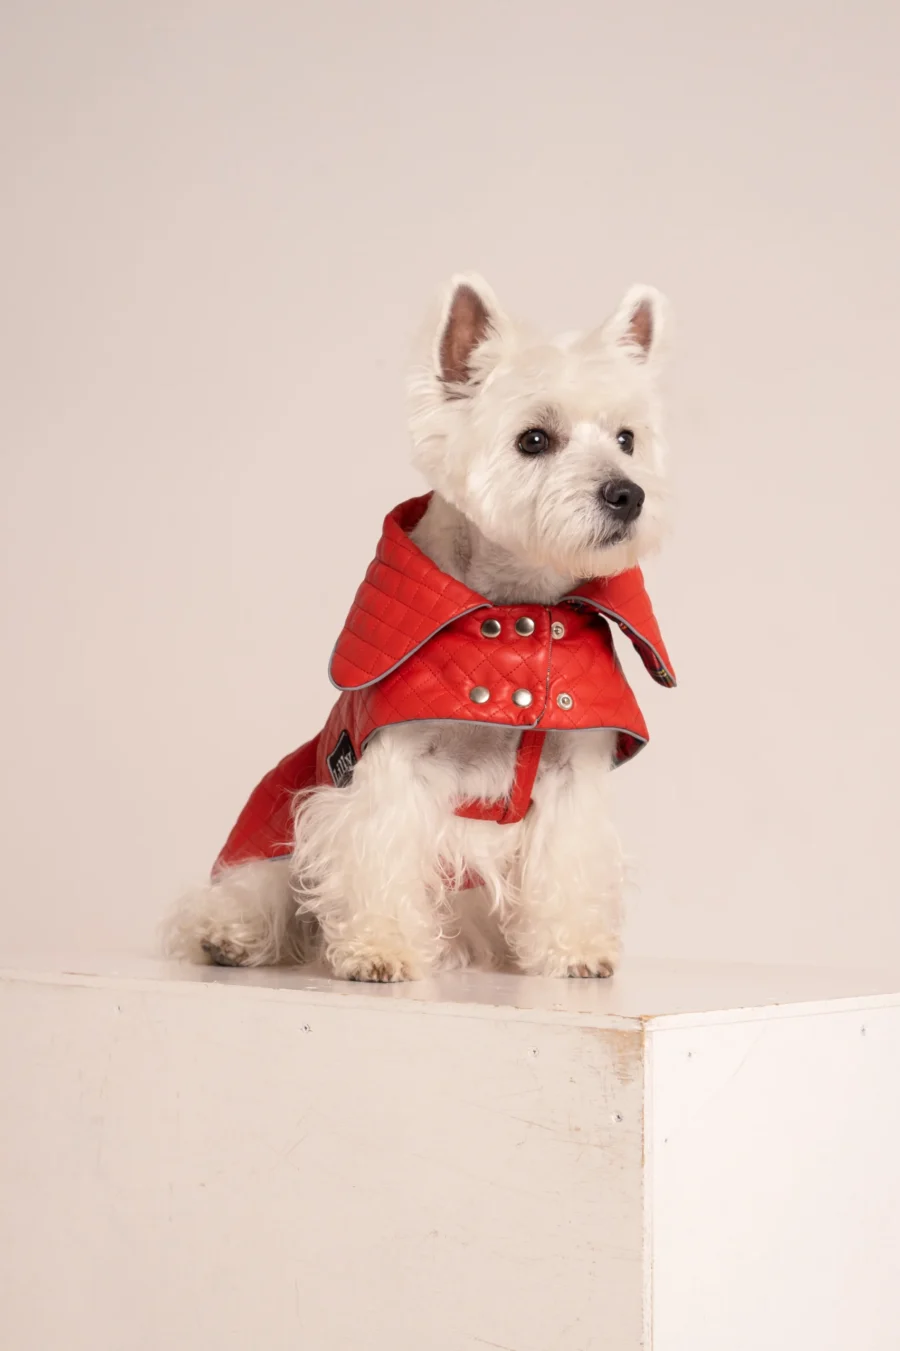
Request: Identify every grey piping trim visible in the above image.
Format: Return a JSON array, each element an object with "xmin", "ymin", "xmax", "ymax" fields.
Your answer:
[
  {"xmin": 327, "ymin": 604, "xmax": 491, "ymax": 692},
  {"xmin": 562, "ymin": 594, "xmax": 675, "ymax": 685}
]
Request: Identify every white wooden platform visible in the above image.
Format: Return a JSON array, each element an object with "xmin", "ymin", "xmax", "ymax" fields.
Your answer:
[{"xmin": 2, "ymin": 955, "xmax": 899, "ymax": 1351}]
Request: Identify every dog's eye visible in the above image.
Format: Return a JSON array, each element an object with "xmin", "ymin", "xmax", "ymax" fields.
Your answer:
[
  {"xmin": 616, "ymin": 428, "xmax": 635, "ymax": 455},
  {"xmin": 517, "ymin": 428, "xmax": 552, "ymax": 455}
]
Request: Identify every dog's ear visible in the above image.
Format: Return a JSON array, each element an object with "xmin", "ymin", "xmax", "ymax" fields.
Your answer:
[
  {"xmin": 599, "ymin": 285, "xmax": 666, "ymax": 363},
  {"xmin": 435, "ymin": 274, "xmax": 505, "ymax": 391}
]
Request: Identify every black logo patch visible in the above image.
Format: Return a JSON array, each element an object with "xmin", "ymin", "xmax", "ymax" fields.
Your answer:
[{"xmin": 326, "ymin": 729, "xmax": 357, "ymax": 788}]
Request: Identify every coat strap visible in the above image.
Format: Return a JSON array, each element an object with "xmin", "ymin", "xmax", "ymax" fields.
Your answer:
[{"xmin": 454, "ymin": 729, "xmax": 547, "ymax": 825}]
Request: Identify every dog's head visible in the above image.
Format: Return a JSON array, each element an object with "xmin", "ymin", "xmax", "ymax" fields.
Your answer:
[{"xmin": 408, "ymin": 275, "xmax": 670, "ymax": 579}]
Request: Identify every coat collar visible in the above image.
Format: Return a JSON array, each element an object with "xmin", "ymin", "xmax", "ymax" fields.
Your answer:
[{"xmin": 329, "ymin": 495, "xmax": 675, "ymax": 691}]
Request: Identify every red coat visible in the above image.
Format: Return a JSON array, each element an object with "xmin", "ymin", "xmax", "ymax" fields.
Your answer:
[{"xmin": 214, "ymin": 495, "xmax": 675, "ymax": 873}]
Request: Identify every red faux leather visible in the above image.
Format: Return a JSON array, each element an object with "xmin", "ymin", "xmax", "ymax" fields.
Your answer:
[{"xmin": 214, "ymin": 495, "xmax": 675, "ymax": 874}]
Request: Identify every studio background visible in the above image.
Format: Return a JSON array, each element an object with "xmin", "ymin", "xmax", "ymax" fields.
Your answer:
[{"xmin": 2, "ymin": 0, "xmax": 898, "ymax": 966}]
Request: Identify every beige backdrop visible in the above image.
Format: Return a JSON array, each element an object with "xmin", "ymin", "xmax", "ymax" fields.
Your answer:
[{"xmin": 2, "ymin": 0, "xmax": 898, "ymax": 966}]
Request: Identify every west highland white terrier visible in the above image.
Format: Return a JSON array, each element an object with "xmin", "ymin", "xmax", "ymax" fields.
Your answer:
[{"xmin": 164, "ymin": 275, "xmax": 675, "ymax": 981}]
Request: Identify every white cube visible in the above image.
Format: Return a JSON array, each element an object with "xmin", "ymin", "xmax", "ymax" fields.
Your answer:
[{"xmin": 1, "ymin": 956, "xmax": 898, "ymax": 1350}]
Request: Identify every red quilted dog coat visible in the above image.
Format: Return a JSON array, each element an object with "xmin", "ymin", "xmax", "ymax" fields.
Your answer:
[{"xmin": 214, "ymin": 495, "xmax": 675, "ymax": 873}]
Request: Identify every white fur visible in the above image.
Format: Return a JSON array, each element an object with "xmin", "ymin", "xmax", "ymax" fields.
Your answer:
[
  {"xmin": 163, "ymin": 275, "xmax": 670, "ymax": 981},
  {"xmin": 163, "ymin": 858, "xmax": 313, "ymax": 967}
]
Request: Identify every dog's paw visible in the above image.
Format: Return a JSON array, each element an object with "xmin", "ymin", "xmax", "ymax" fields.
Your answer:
[
  {"xmin": 201, "ymin": 937, "xmax": 252, "ymax": 968},
  {"xmin": 518, "ymin": 939, "xmax": 620, "ymax": 980},
  {"xmin": 330, "ymin": 944, "xmax": 425, "ymax": 983},
  {"xmin": 348, "ymin": 957, "xmax": 417, "ymax": 983},
  {"xmin": 566, "ymin": 958, "xmax": 615, "ymax": 979}
]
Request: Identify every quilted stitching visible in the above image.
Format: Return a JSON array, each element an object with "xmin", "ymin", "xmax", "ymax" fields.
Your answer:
[
  {"xmin": 329, "ymin": 603, "xmax": 650, "ymax": 759},
  {"xmin": 330, "ymin": 495, "xmax": 491, "ymax": 689},
  {"xmin": 213, "ymin": 736, "xmax": 320, "ymax": 873},
  {"xmin": 331, "ymin": 495, "xmax": 675, "ymax": 691},
  {"xmin": 567, "ymin": 570, "xmax": 676, "ymax": 686},
  {"xmin": 216, "ymin": 497, "xmax": 676, "ymax": 873}
]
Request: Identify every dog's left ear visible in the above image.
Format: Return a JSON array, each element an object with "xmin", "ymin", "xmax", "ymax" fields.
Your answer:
[
  {"xmin": 600, "ymin": 285, "xmax": 667, "ymax": 364},
  {"xmin": 434, "ymin": 274, "xmax": 506, "ymax": 392}
]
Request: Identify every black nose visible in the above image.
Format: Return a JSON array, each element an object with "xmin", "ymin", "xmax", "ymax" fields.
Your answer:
[{"xmin": 599, "ymin": 478, "xmax": 645, "ymax": 524}]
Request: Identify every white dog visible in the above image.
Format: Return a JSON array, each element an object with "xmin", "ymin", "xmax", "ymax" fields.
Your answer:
[{"xmin": 164, "ymin": 275, "xmax": 674, "ymax": 981}]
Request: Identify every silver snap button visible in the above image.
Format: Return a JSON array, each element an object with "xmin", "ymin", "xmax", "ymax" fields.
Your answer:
[
  {"xmin": 480, "ymin": 618, "xmax": 502, "ymax": 638},
  {"xmin": 556, "ymin": 692, "xmax": 574, "ymax": 711},
  {"xmin": 512, "ymin": 688, "xmax": 533, "ymax": 708},
  {"xmin": 514, "ymin": 616, "xmax": 536, "ymax": 637},
  {"xmin": 551, "ymin": 621, "xmax": 566, "ymax": 640},
  {"xmin": 469, "ymin": 686, "xmax": 490, "ymax": 704}
]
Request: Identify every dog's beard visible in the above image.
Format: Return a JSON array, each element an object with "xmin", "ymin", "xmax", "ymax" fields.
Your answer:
[
  {"xmin": 431, "ymin": 467, "xmax": 666, "ymax": 588},
  {"xmin": 536, "ymin": 502, "xmax": 645, "ymax": 578},
  {"xmin": 551, "ymin": 503, "xmax": 663, "ymax": 580},
  {"xmin": 592, "ymin": 518, "xmax": 631, "ymax": 548},
  {"xmin": 503, "ymin": 518, "xmax": 636, "ymax": 583}
]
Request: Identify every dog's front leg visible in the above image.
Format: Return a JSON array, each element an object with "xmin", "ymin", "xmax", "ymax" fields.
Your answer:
[
  {"xmin": 506, "ymin": 730, "xmax": 624, "ymax": 978},
  {"xmin": 292, "ymin": 728, "xmax": 452, "ymax": 982}
]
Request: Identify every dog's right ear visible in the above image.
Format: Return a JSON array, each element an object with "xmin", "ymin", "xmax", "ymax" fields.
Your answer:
[
  {"xmin": 435, "ymin": 274, "xmax": 505, "ymax": 393},
  {"xmin": 598, "ymin": 284, "xmax": 667, "ymax": 365}
]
